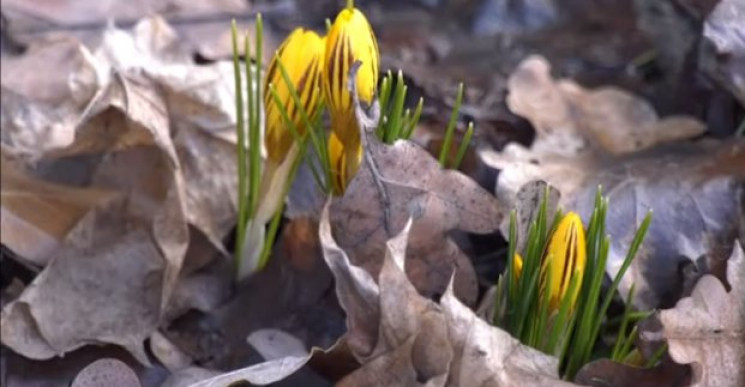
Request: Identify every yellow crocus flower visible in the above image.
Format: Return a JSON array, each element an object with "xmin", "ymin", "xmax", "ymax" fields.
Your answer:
[
  {"xmin": 323, "ymin": 7, "xmax": 379, "ymax": 153},
  {"xmin": 543, "ymin": 212, "xmax": 586, "ymax": 310},
  {"xmin": 264, "ymin": 28, "xmax": 325, "ymax": 164}
]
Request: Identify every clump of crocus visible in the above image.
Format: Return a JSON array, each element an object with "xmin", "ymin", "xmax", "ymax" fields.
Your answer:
[
  {"xmin": 323, "ymin": 5, "xmax": 379, "ymax": 194},
  {"xmin": 495, "ymin": 187, "xmax": 652, "ymax": 380}
]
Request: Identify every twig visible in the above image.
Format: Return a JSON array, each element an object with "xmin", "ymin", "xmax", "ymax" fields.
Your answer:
[{"xmin": 348, "ymin": 61, "xmax": 391, "ymax": 235}]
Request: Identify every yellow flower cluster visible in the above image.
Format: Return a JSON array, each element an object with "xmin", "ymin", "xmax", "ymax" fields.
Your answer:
[{"xmin": 263, "ymin": 5, "xmax": 379, "ymax": 194}]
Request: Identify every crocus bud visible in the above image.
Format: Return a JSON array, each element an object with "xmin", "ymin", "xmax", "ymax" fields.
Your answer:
[
  {"xmin": 543, "ymin": 212, "xmax": 586, "ymax": 310},
  {"xmin": 264, "ymin": 28, "xmax": 325, "ymax": 163},
  {"xmin": 328, "ymin": 118, "xmax": 363, "ymax": 195},
  {"xmin": 323, "ymin": 7, "xmax": 379, "ymax": 148}
]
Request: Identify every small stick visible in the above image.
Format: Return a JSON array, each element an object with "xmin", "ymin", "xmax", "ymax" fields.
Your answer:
[{"xmin": 348, "ymin": 61, "xmax": 391, "ymax": 235}]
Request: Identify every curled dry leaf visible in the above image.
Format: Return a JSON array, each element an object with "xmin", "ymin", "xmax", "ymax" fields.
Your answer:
[
  {"xmin": 161, "ymin": 202, "xmax": 565, "ymax": 386},
  {"xmin": 660, "ymin": 241, "xmax": 745, "ymax": 387},
  {"xmin": 321, "ymin": 205, "xmax": 575, "ymax": 386},
  {"xmin": 330, "ymin": 136, "xmax": 504, "ymax": 305},
  {"xmin": 482, "ymin": 54, "xmax": 745, "ymax": 309},
  {"xmin": 1, "ymin": 16, "xmax": 245, "ymax": 363}
]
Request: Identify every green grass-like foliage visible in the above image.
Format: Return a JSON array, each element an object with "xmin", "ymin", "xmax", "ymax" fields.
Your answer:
[
  {"xmin": 494, "ymin": 187, "xmax": 653, "ymax": 379},
  {"xmin": 231, "ymin": 19, "xmax": 262, "ymax": 271},
  {"xmin": 375, "ymin": 72, "xmax": 472, "ymax": 170}
]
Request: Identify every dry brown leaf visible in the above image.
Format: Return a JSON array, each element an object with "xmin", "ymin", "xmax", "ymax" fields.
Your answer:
[
  {"xmin": 1, "ymin": 16, "xmax": 248, "ymax": 365},
  {"xmin": 1, "ymin": 225, "xmax": 163, "ymax": 365},
  {"xmin": 330, "ymin": 137, "xmax": 504, "ymax": 305},
  {"xmin": 320, "ymin": 204, "xmax": 574, "ymax": 387},
  {"xmin": 574, "ymin": 357, "xmax": 691, "ymax": 387},
  {"xmin": 660, "ymin": 241, "xmax": 745, "ymax": 387},
  {"xmin": 1, "ymin": 37, "xmax": 98, "ymax": 159},
  {"xmin": 174, "ymin": 204, "xmax": 567, "ymax": 386},
  {"xmin": 0, "ymin": 156, "xmax": 118, "ymax": 266},
  {"xmin": 702, "ymin": 0, "xmax": 745, "ymax": 107},
  {"xmin": 71, "ymin": 358, "xmax": 141, "ymax": 387},
  {"xmin": 506, "ymin": 55, "xmax": 705, "ymax": 156}
]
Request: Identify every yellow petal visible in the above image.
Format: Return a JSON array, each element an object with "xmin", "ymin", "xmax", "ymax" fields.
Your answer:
[
  {"xmin": 513, "ymin": 253, "xmax": 523, "ymax": 283},
  {"xmin": 264, "ymin": 28, "xmax": 325, "ymax": 163},
  {"xmin": 323, "ymin": 7, "xmax": 379, "ymax": 148},
  {"xmin": 328, "ymin": 116, "xmax": 363, "ymax": 195},
  {"xmin": 543, "ymin": 212, "xmax": 586, "ymax": 310}
]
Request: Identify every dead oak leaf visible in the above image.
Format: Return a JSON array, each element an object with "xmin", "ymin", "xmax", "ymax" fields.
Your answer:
[
  {"xmin": 506, "ymin": 55, "xmax": 705, "ymax": 157},
  {"xmin": 320, "ymin": 205, "xmax": 574, "ymax": 387},
  {"xmin": 330, "ymin": 137, "xmax": 504, "ymax": 305},
  {"xmin": 660, "ymin": 240, "xmax": 745, "ymax": 387}
]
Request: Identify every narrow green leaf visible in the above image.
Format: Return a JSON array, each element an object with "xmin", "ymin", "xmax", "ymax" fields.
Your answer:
[
  {"xmin": 612, "ymin": 283, "xmax": 637, "ymax": 360},
  {"xmin": 438, "ymin": 82, "xmax": 464, "ymax": 167},
  {"xmin": 403, "ymin": 96, "xmax": 424, "ymax": 139},
  {"xmin": 451, "ymin": 121, "xmax": 473, "ymax": 169},
  {"xmin": 231, "ymin": 21, "xmax": 248, "ymax": 270}
]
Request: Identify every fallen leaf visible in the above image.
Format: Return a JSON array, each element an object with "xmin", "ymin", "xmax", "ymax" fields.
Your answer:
[
  {"xmin": 0, "ymin": 16, "xmax": 250, "ymax": 365},
  {"xmin": 247, "ymin": 329, "xmax": 309, "ymax": 361},
  {"xmin": 660, "ymin": 240, "xmax": 745, "ymax": 387},
  {"xmin": 506, "ymin": 55, "xmax": 705, "ymax": 157},
  {"xmin": 330, "ymin": 136, "xmax": 505, "ymax": 305},
  {"xmin": 702, "ymin": 0, "xmax": 745, "ymax": 107},
  {"xmin": 150, "ymin": 331, "xmax": 193, "ymax": 372},
  {"xmin": 321, "ymin": 204, "xmax": 575, "ymax": 386},
  {"xmin": 0, "ymin": 37, "xmax": 98, "ymax": 159},
  {"xmin": 1, "ymin": 225, "xmax": 163, "ymax": 365},
  {"xmin": 0, "ymin": 156, "xmax": 118, "ymax": 266},
  {"xmin": 574, "ymin": 357, "xmax": 691, "ymax": 387},
  {"xmin": 482, "ymin": 54, "xmax": 745, "ymax": 309},
  {"xmin": 71, "ymin": 358, "xmax": 140, "ymax": 387}
]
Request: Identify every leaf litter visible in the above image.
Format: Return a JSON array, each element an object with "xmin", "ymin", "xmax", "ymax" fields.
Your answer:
[
  {"xmin": 659, "ymin": 241, "xmax": 745, "ymax": 387},
  {"xmin": 1, "ymin": 1, "xmax": 744, "ymax": 386},
  {"xmin": 1, "ymin": 15, "xmax": 241, "ymax": 369},
  {"xmin": 481, "ymin": 55, "xmax": 745, "ymax": 309}
]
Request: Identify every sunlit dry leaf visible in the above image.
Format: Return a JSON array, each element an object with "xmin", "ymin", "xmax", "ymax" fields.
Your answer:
[
  {"xmin": 330, "ymin": 137, "xmax": 504, "ymax": 305},
  {"xmin": 506, "ymin": 55, "xmax": 705, "ymax": 156},
  {"xmin": 660, "ymin": 241, "xmax": 745, "ymax": 387}
]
